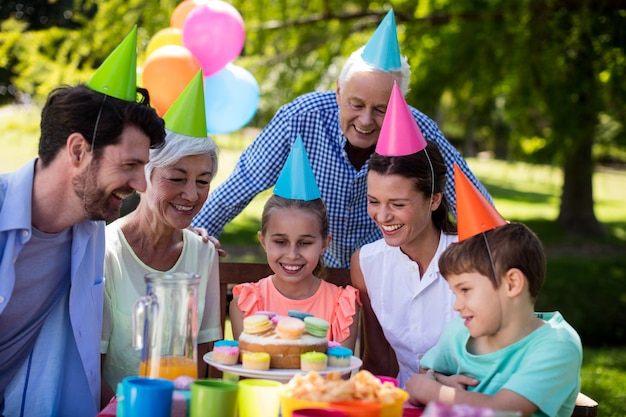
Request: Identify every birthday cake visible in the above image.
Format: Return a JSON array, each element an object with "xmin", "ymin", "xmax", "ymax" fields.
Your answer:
[{"xmin": 238, "ymin": 312, "xmax": 329, "ymax": 369}]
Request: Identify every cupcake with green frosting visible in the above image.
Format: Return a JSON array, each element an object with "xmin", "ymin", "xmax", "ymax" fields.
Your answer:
[{"xmin": 300, "ymin": 351, "xmax": 328, "ymax": 371}]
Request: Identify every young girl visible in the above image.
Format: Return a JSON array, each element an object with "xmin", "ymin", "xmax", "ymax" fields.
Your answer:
[{"xmin": 229, "ymin": 194, "xmax": 361, "ymax": 351}]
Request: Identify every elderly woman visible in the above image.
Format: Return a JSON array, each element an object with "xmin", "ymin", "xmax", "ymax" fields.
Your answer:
[{"xmin": 100, "ymin": 74, "xmax": 222, "ymax": 404}]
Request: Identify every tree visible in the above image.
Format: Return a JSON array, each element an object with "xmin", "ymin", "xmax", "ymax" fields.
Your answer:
[
  {"xmin": 0, "ymin": 0, "xmax": 174, "ymax": 101},
  {"xmin": 1, "ymin": 0, "xmax": 624, "ymax": 236},
  {"xmin": 234, "ymin": 0, "xmax": 626, "ymax": 236},
  {"xmin": 403, "ymin": 0, "xmax": 626, "ymax": 236}
]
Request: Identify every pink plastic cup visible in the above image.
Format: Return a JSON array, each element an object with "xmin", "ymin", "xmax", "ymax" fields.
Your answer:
[
  {"xmin": 375, "ymin": 375, "xmax": 399, "ymax": 387},
  {"xmin": 292, "ymin": 410, "xmax": 347, "ymax": 417}
]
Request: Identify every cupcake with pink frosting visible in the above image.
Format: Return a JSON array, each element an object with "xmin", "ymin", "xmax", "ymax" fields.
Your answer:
[{"xmin": 212, "ymin": 340, "xmax": 240, "ymax": 365}]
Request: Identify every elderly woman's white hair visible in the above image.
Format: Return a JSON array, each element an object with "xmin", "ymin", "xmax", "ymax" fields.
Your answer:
[
  {"xmin": 337, "ymin": 46, "xmax": 411, "ymax": 96},
  {"xmin": 145, "ymin": 129, "xmax": 219, "ymax": 182}
]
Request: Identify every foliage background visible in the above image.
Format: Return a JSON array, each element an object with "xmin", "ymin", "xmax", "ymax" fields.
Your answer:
[
  {"xmin": 1, "ymin": 2, "xmax": 625, "ymax": 412},
  {"xmin": 1, "ymin": 0, "xmax": 625, "ymax": 237}
]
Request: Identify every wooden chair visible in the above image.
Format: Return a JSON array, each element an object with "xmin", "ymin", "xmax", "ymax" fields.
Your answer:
[{"xmin": 572, "ymin": 392, "xmax": 598, "ymax": 417}]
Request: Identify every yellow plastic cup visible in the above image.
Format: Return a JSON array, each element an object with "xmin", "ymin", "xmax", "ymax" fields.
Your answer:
[
  {"xmin": 380, "ymin": 388, "xmax": 409, "ymax": 417},
  {"xmin": 280, "ymin": 394, "xmax": 330, "ymax": 417},
  {"xmin": 237, "ymin": 379, "xmax": 283, "ymax": 417}
]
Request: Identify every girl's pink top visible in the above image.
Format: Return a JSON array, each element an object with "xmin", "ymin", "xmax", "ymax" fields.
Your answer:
[{"xmin": 233, "ymin": 276, "xmax": 361, "ymax": 343}]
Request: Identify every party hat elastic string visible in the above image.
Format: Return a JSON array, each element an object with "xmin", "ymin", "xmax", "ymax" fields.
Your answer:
[
  {"xmin": 482, "ymin": 232, "xmax": 499, "ymax": 284},
  {"xmin": 80, "ymin": 94, "xmax": 108, "ymax": 215},
  {"xmin": 425, "ymin": 147, "xmax": 435, "ymax": 202}
]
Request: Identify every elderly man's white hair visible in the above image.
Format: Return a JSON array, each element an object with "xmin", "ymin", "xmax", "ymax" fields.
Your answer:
[
  {"xmin": 145, "ymin": 129, "xmax": 219, "ymax": 183},
  {"xmin": 337, "ymin": 46, "xmax": 411, "ymax": 96}
]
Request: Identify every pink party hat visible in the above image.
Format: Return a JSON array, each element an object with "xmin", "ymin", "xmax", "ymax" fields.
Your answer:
[
  {"xmin": 375, "ymin": 82, "xmax": 427, "ymax": 156},
  {"xmin": 454, "ymin": 163, "xmax": 507, "ymax": 241},
  {"xmin": 274, "ymin": 136, "xmax": 321, "ymax": 201}
]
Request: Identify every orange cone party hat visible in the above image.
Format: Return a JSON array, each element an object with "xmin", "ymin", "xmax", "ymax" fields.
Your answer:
[
  {"xmin": 454, "ymin": 163, "xmax": 507, "ymax": 241},
  {"xmin": 375, "ymin": 81, "xmax": 427, "ymax": 156}
]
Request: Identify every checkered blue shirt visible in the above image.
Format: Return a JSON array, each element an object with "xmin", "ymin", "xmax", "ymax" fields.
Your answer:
[{"xmin": 193, "ymin": 91, "xmax": 492, "ymax": 268}]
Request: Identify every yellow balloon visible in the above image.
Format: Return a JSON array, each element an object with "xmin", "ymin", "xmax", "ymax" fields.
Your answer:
[{"xmin": 145, "ymin": 27, "xmax": 183, "ymax": 58}]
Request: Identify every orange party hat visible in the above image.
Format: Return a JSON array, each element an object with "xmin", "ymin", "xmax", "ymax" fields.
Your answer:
[{"xmin": 454, "ymin": 163, "xmax": 506, "ymax": 241}]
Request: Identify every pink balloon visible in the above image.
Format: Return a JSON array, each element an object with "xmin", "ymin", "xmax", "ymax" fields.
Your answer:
[{"xmin": 182, "ymin": 1, "xmax": 245, "ymax": 76}]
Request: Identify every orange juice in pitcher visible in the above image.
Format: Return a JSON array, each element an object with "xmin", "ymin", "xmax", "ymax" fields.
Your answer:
[
  {"xmin": 139, "ymin": 356, "xmax": 197, "ymax": 380},
  {"xmin": 133, "ymin": 272, "xmax": 200, "ymax": 381}
]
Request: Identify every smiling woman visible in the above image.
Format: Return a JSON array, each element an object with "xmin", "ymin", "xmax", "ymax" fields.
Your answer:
[
  {"xmin": 100, "ymin": 74, "xmax": 224, "ymax": 406},
  {"xmin": 352, "ymin": 139, "xmax": 458, "ymax": 388}
]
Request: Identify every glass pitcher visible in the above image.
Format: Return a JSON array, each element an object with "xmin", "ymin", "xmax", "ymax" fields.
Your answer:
[{"xmin": 132, "ymin": 272, "xmax": 200, "ymax": 380}]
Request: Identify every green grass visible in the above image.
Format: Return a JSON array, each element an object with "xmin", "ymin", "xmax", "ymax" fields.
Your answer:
[
  {"xmin": 581, "ymin": 347, "xmax": 626, "ymax": 416},
  {"xmin": 2, "ymin": 104, "xmax": 625, "ymax": 415}
]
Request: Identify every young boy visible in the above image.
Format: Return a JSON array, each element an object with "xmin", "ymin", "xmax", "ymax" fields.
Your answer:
[{"xmin": 405, "ymin": 222, "xmax": 583, "ymax": 417}]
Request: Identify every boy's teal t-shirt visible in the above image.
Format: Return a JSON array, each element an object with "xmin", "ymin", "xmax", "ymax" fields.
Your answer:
[{"xmin": 421, "ymin": 312, "xmax": 582, "ymax": 417}]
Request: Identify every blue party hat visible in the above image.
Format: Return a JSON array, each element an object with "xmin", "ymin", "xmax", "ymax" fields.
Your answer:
[
  {"xmin": 361, "ymin": 9, "xmax": 401, "ymax": 71},
  {"xmin": 274, "ymin": 136, "xmax": 321, "ymax": 201}
]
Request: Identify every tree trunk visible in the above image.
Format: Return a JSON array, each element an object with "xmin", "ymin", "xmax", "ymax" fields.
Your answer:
[
  {"xmin": 554, "ymin": 21, "xmax": 605, "ymax": 238},
  {"xmin": 557, "ymin": 129, "xmax": 604, "ymax": 237}
]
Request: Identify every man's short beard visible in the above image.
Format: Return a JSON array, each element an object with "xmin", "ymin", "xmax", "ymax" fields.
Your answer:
[{"xmin": 72, "ymin": 158, "xmax": 117, "ymax": 222}]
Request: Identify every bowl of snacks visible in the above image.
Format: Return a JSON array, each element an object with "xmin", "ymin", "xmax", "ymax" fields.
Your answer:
[{"xmin": 280, "ymin": 370, "xmax": 408, "ymax": 417}]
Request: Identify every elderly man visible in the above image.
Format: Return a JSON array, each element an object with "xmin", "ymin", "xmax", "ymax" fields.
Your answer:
[{"xmin": 193, "ymin": 10, "xmax": 490, "ymax": 267}]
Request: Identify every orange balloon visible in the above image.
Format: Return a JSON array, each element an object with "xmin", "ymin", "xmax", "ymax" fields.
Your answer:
[
  {"xmin": 170, "ymin": 0, "xmax": 209, "ymax": 29},
  {"xmin": 141, "ymin": 45, "xmax": 200, "ymax": 115}
]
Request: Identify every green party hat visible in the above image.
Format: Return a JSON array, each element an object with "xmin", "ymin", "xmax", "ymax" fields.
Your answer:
[
  {"xmin": 274, "ymin": 136, "xmax": 321, "ymax": 201},
  {"xmin": 86, "ymin": 25, "xmax": 138, "ymax": 101},
  {"xmin": 162, "ymin": 70, "xmax": 207, "ymax": 138}
]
